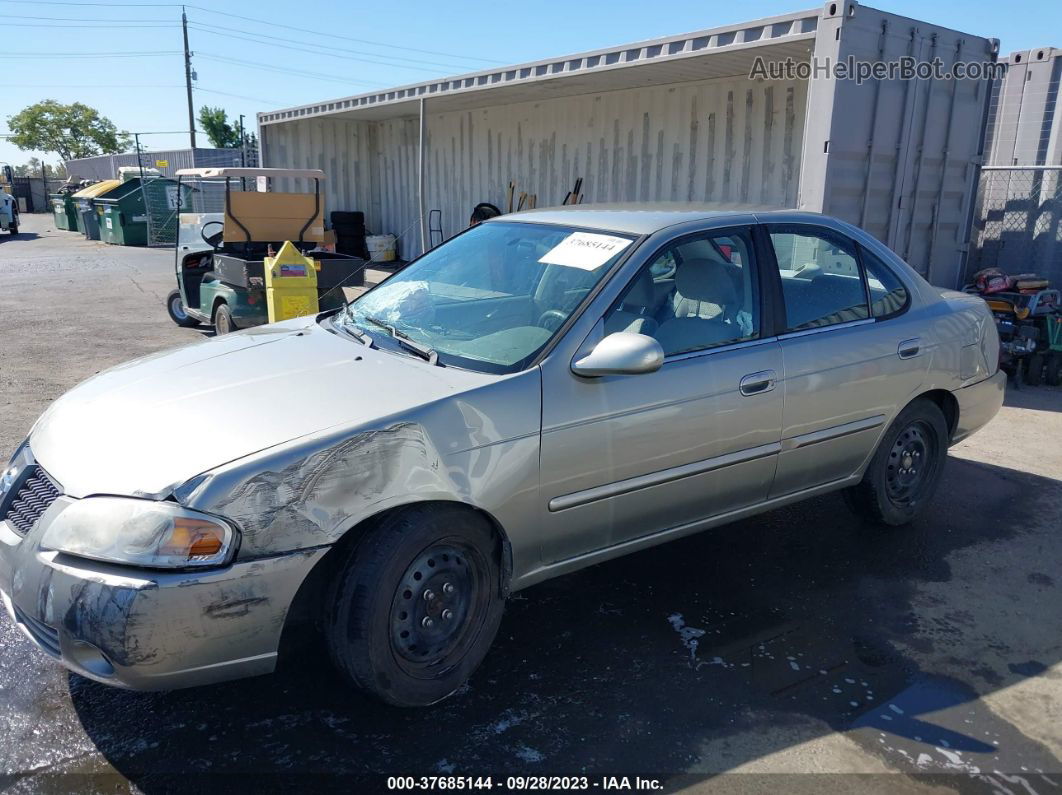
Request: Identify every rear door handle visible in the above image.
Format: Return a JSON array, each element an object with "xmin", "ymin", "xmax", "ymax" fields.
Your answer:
[
  {"xmin": 898, "ymin": 338, "xmax": 921, "ymax": 359},
  {"xmin": 739, "ymin": 370, "xmax": 776, "ymax": 396}
]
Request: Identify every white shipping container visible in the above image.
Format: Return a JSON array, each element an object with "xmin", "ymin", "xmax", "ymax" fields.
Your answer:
[{"xmin": 259, "ymin": 1, "xmax": 998, "ymax": 287}]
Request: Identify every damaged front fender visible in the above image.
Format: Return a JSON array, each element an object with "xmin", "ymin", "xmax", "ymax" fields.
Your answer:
[{"xmin": 178, "ymin": 369, "xmax": 542, "ymax": 570}]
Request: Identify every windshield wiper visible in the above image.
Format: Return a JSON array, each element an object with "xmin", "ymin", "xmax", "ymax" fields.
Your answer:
[
  {"xmin": 363, "ymin": 316, "xmax": 439, "ymax": 365},
  {"xmin": 338, "ymin": 320, "xmax": 373, "ymax": 346}
]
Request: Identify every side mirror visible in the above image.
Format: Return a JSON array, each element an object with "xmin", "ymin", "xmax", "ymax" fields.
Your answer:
[{"xmin": 571, "ymin": 332, "xmax": 665, "ymax": 377}]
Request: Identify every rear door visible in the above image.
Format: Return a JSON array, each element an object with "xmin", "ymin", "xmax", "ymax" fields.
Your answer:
[{"xmin": 763, "ymin": 223, "xmax": 927, "ymax": 497}]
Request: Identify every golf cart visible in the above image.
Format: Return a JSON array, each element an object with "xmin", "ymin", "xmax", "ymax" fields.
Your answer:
[{"xmin": 166, "ymin": 167, "xmax": 368, "ymax": 334}]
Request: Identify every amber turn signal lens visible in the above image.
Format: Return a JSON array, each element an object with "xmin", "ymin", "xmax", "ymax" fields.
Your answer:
[{"xmin": 161, "ymin": 518, "xmax": 227, "ymax": 560}]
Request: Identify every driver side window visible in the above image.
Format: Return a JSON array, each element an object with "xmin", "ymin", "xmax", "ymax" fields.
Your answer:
[{"xmin": 603, "ymin": 228, "xmax": 760, "ymax": 357}]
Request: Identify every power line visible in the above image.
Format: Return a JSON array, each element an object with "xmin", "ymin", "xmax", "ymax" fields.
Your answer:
[
  {"xmin": 0, "ymin": 50, "xmax": 180, "ymax": 57},
  {"xmin": 0, "ymin": 0, "xmax": 505, "ymax": 64},
  {"xmin": 0, "ymin": 83, "xmax": 184, "ymax": 87},
  {"xmin": 6, "ymin": 21, "xmax": 176, "ymax": 27},
  {"xmin": 187, "ymin": 22, "xmax": 477, "ymax": 73},
  {"xmin": 185, "ymin": 6, "xmax": 505, "ymax": 65},
  {"xmin": 0, "ymin": 82, "xmax": 291, "ymax": 105},
  {"xmin": 197, "ymin": 53, "xmax": 386, "ymax": 88},
  {"xmin": 194, "ymin": 86, "xmax": 292, "ymax": 107},
  {"xmin": 8, "ymin": 12, "xmax": 171, "ymax": 20},
  {"xmin": 0, "ymin": 1, "xmax": 178, "ymax": 5}
]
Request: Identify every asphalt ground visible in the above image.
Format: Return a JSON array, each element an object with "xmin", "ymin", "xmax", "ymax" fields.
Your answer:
[{"xmin": 1, "ymin": 213, "xmax": 1061, "ymax": 794}]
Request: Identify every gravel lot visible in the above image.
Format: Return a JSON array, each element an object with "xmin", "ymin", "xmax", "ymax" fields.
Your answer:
[{"xmin": 1, "ymin": 213, "xmax": 1061, "ymax": 793}]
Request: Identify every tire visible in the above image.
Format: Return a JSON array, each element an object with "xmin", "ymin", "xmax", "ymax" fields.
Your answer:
[
  {"xmin": 331, "ymin": 210, "xmax": 365, "ymax": 225},
  {"xmin": 213, "ymin": 303, "xmax": 235, "ymax": 335},
  {"xmin": 842, "ymin": 398, "xmax": 949, "ymax": 526},
  {"xmin": 1046, "ymin": 353, "xmax": 1062, "ymax": 387},
  {"xmin": 325, "ymin": 504, "xmax": 504, "ymax": 707},
  {"xmin": 1024, "ymin": 352, "xmax": 1044, "ymax": 386},
  {"xmin": 166, "ymin": 289, "xmax": 200, "ymax": 327},
  {"xmin": 8, "ymin": 222, "xmax": 17, "ymax": 236}
]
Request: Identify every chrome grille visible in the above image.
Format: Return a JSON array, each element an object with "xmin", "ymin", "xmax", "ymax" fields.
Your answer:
[{"xmin": 1, "ymin": 466, "xmax": 61, "ymax": 536}]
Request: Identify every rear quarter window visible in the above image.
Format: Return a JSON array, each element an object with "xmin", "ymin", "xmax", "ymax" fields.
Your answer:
[{"xmin": 860, "ymin": 246, "xmax": 910, "ymax": 318}]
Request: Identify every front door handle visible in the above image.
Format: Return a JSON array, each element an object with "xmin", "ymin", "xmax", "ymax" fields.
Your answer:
[
  {"xmin": 739, "ymin": 370, "xmax": 776, "ymax": 396},
  {"xmin": 898, "ymin": 338, "xmax": 921, "ymax": 359}
]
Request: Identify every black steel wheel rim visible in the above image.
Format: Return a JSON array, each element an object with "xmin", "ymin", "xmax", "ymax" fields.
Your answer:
[
  {"xmin": 389, "ymin": 540, "xmax": 488, "ymax": 676},
  {"xmin": 885, "ymin": 420, "xmax": 935, "ymax": 505}
]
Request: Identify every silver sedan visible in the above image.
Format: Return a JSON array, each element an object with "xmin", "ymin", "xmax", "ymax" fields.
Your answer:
[{"xmin": 0, "ymin": 206, "xmax": 1004, "ymax": 706}]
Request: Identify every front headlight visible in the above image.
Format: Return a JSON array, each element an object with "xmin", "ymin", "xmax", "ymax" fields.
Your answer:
[{"xmin": 41, "ymin": 497, "xmax": 238, "ymax": 569}]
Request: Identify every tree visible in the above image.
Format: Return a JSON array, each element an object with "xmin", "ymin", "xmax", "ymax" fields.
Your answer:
[
  {"xmin": 7, "ymin": 100, "xmax": 129, "ymax": 161},
  {"xmin": 13, "ymin": 158, "xmax": 67, "ymax": 179},
  {"xmin": 198, "ymin": 106, "xmax": 242, "ymax": 149}
]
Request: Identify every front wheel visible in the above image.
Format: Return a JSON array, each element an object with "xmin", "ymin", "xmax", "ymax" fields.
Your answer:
[
  {"xmin": 325, "ymin": 505, "xmax": 504, "ymax": 707},
  {"xmin": 166, "ymin": 289, "xmax": 200, "ymax": 327},
  {"xmin": 8, "ymin": 222, "xmax": 17, "ymax": 235},
  {"xmin": 843, "ymin": 398, "xmax": 949, "ymax": 526}
]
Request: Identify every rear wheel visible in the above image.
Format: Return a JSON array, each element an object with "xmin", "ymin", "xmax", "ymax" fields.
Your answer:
[
  {"xmin": 1046, "ymin": 353, "xmax": 1062, "ymax": 387},
  {"xmin": 213, "ymin": 303, "xmax": 235, "ymax": 335},
  {"xmin": 8, "ymin": 222, "xmax": 17, "ymax": 235},
  {"xmin": 1025, "ymin": 352, "xmax": 1044, "ymax": 386},
  {"xmin": 325, "ymin": 505, "xmax": 504, "ymax": 707},
  {"xmin": 166, "ymin": 289, "xmax": 200, "ymax": 327},
  {"xmin": 843, "ymin": 399, "xmax": 949, "ymax": 526}
]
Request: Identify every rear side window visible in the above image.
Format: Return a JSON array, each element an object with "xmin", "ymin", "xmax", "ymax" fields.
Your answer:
[
  {"xmin": 768, "ymin": 226, "xmax": 869, "ymax": 331},
  {"xmin": 860, "ymin": 246, "xmax": 909, "ymax": 318}
]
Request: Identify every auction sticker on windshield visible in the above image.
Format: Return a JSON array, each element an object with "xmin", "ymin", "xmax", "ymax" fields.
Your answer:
[{"xmin": 538, "ymin": 232, "xmax": 632, "ymax": 271}]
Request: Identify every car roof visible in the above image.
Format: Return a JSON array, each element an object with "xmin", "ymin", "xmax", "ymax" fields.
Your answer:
[{"xmin": 494, "ymin": 202, "xmax": 828, "ymax": 236}]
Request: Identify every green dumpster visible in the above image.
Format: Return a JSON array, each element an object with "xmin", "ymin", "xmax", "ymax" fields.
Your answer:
[
  {"xmin": 71, "ymin": 180, "xmax": 120, "ymax": 240},
  {"xmin": 96, "ymin": 177, "xmax": 187, "ymax": 246},
  {"xmin": 49, "ymin": 192, "xmax": 79, "ymax": 231}
]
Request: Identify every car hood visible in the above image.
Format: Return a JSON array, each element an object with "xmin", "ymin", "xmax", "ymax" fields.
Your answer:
[{"xmin": 29, "ymin": 317, "xmax": 493, "ymax": 499}]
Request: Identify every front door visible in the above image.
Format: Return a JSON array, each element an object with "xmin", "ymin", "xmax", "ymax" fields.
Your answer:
[{"xmin": 538, "ymin": 226, "xmax": 784, "ymax": 564}]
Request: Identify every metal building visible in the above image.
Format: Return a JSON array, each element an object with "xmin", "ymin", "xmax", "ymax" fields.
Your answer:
[
  {"xmin": 258, "ymin": 1, "xmax": 998, "ymax": 287},
  {"xmin": 65, "ymin": 147, "xmax": 258, "ymax": 183},
  {"xmin": 969, "ymin": 47, "xmax": 1062, "ymax": 283}
]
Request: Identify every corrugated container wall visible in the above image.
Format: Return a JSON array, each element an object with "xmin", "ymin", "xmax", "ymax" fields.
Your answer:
[
  {"xmin": 259, "ymin": 1, "xmax": 997, "ymax": 287},
  {"xmin": 65, "ymin": 148, "xmax": 258, "ymax": 182},
  {"xmin": 967, "ymin": 47, "xmax": 1062, "ymax": 284},
  {"xmin": 983, "ymin": 48, "xmax": 1062, "ymax": 167},
  {"xmin": 800, "ymin": 5, "xmax": 998, "ymax": 288}
]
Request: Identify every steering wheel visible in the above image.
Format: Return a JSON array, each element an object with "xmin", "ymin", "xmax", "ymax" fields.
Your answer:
[
  {"xmin": 536, "ymin": 309, "xmax": 567, "ymax": 331},
  {"xmin": 201, "ymin": 220, "xmax": 224, "ymax": 250}
]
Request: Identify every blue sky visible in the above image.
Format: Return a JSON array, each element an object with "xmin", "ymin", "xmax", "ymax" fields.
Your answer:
[{"xmin": 2, "ymin": 0, "xmax": 1059, "ymax": 169}]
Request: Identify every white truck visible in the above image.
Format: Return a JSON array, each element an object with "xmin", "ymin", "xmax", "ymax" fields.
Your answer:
[{"xmin": 1, "ymin": 190, "xmax": 18, "ymax": 236}]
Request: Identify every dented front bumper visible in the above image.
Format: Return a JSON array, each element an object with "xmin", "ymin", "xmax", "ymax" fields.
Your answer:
[{"xmin": 0, "ymin": 500, "xmax": 326, "ymax": 690}]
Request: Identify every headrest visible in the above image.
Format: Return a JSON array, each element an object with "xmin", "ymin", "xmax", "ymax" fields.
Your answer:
[
  {"xmin": 623, "ymin": 268, "xmax": 656, "ymax": 307},
  {"xmin": 676, "ymin": 258, "xmax": 738, "ymax": 305}
]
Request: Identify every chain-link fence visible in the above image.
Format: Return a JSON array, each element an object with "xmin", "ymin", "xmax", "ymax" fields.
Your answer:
[
  {"xmin": 141, "ymin": 177, "xmax": 184, "ymax": 248},
  {"xmin": 142, "ymin": 175, "xmax": 250, "ymax": 248},
  {"xmin": 967, "ymin": 166, "xmax": 1062, "ymax": 285}
]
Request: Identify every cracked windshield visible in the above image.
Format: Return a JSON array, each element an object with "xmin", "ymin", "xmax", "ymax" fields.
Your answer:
[{"xmin": 338, "ymin": 221, "xmax": 635, "ymax": 372}]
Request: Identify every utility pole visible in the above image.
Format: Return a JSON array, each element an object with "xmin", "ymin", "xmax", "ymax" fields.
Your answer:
[
  {"xmin": 239, "ymin": 114, "xmax": 246, "ymax": 167},
  {"xmin": 182, "ymin": 6, "xmax": 197, "ymax": 149}
]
